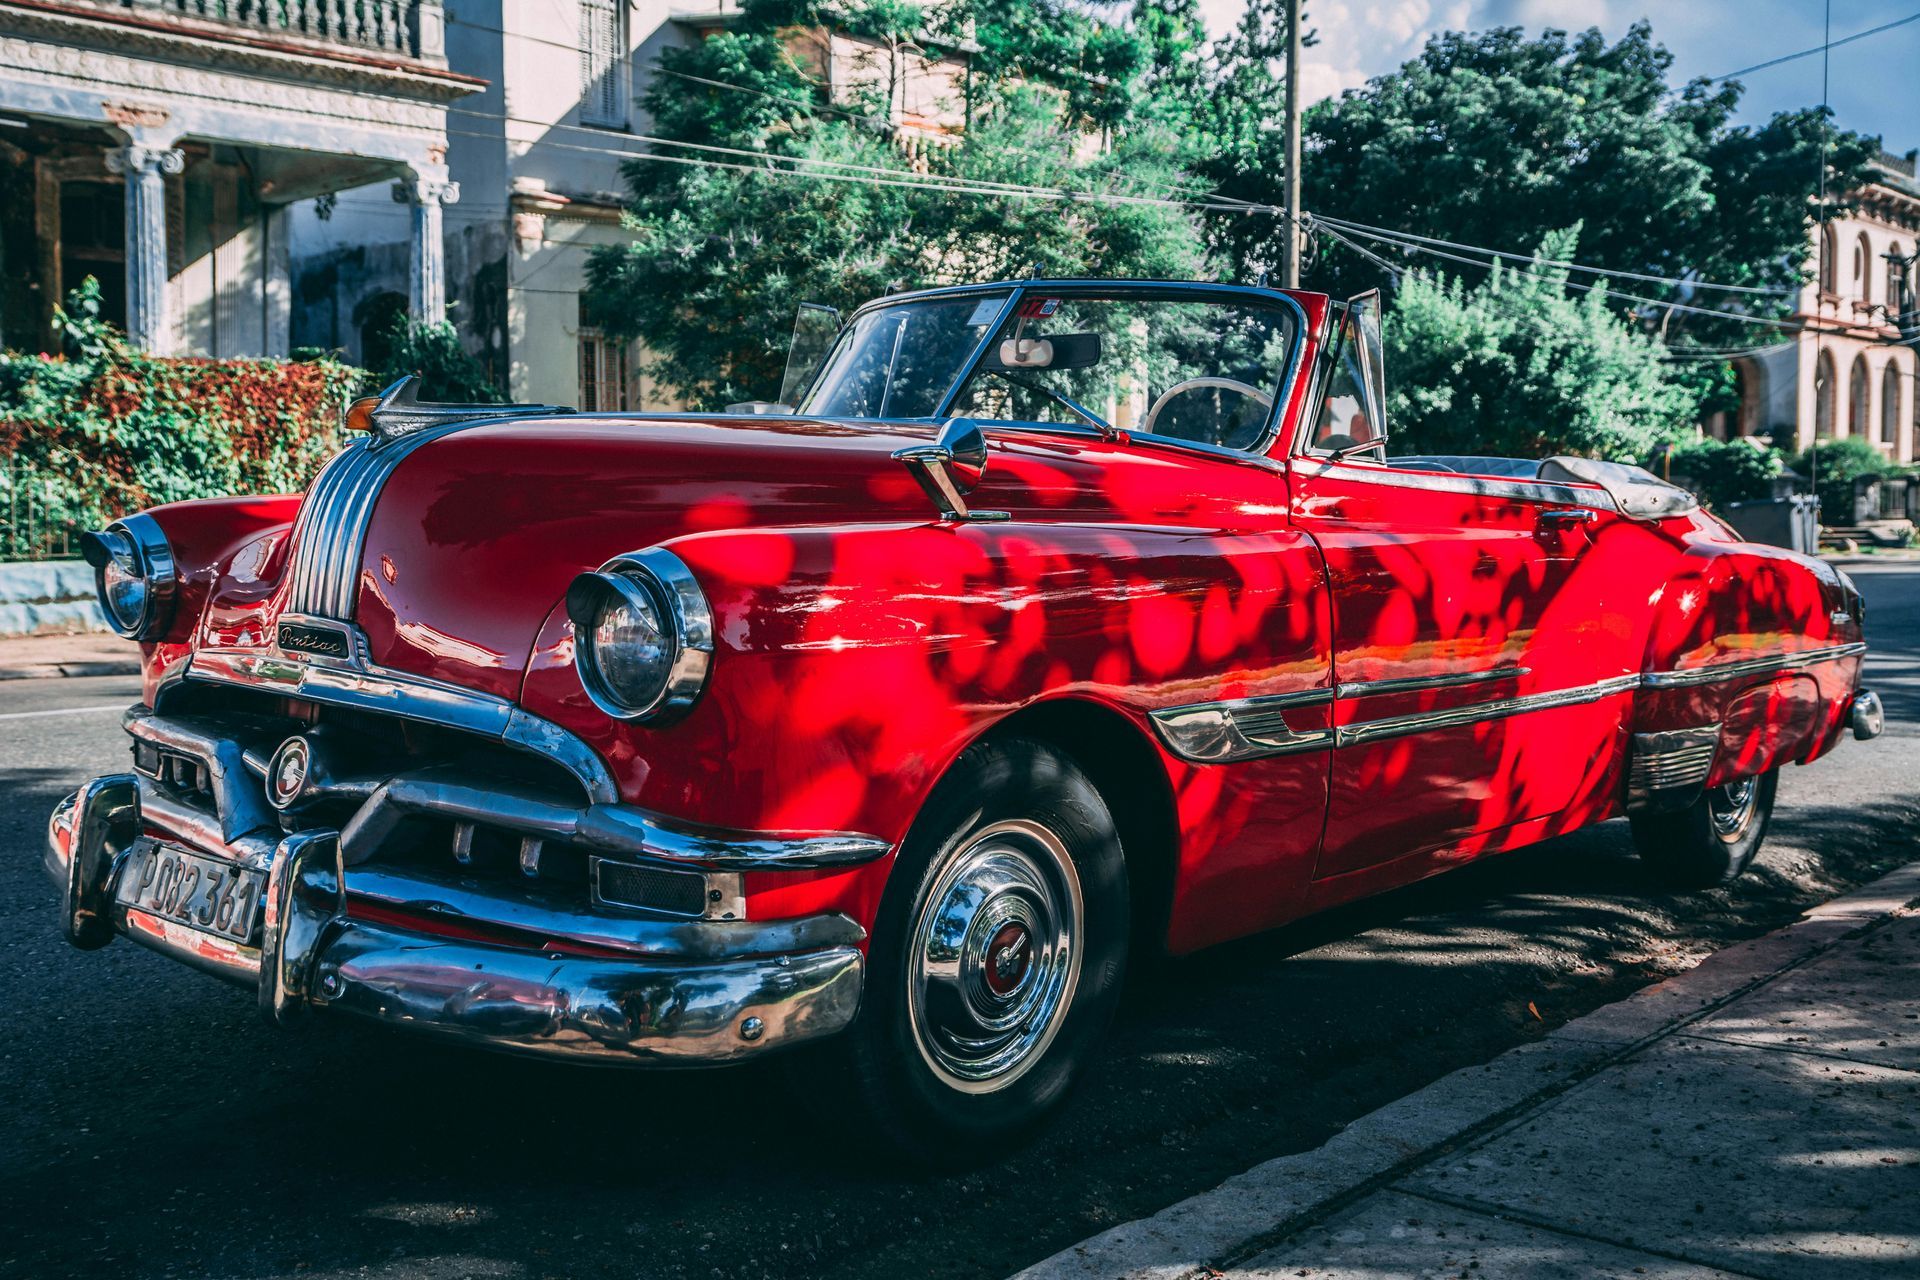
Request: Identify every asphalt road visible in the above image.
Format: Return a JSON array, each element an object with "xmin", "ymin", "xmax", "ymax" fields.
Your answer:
[{"xmin": 4, "ymin": 563, "xmax": 1918, "ymax": 1280}]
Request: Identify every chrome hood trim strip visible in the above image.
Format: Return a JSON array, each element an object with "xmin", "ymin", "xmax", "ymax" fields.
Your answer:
[{"xmin": 1639, "ymin": 642, "xmax": 1866, "ymax": 688}]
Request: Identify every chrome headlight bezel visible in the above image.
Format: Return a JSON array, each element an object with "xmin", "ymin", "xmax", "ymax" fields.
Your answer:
[
  {"xmin": 79, "ymin": 513, "xmax": 178, "ymax": 642},
  {"xmin": 565, "ymin": 547, "xmax": 714, "ymax": 723}
]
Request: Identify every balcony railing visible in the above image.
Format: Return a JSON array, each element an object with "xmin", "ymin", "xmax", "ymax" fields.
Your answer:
[{"xmin": 121, "ymin": 0, "xmax": 446, "ymax": 64}]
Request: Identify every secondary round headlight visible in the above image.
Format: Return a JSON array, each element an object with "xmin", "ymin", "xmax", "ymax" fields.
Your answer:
[
  {"xmin": 79, "ymin": 514, "xmax": 177, "ymax": 641},
  {"xmin": 566, "ymin": 548, "xmax": 713, "ymax": 722}
]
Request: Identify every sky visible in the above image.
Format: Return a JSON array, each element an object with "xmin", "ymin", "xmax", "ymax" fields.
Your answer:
[{"xmin": 1192, "ymin": 0, "xmax": 1919, "ymax": 153}]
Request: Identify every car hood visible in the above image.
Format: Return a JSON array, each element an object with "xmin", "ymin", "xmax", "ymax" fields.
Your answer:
[{"xmin": 340, "ymin": 414, "xmax": 1126, "ymax": 700}]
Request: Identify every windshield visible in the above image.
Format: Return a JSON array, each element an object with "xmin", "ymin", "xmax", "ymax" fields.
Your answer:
[
  {"xmin": 798, "ymin": 288, "xmax": 1299, "ymax": 453},
  {"xmin": 800, "ymin": 292, "xmax": 1012, "ymax": 419}
]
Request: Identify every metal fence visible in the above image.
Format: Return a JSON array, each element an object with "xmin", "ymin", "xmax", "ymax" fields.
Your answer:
[{"xmin": 0, "ymin": 458, "xmax": 88, "ymax": 562}]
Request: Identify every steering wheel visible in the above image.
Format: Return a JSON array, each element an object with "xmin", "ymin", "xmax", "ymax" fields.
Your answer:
[{"xmin": 1143, "ymin": 377, "xmax": 1273, "ymax": 441}]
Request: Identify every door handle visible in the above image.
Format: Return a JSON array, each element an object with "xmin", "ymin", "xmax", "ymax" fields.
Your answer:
[{"xmin": 1538, "ymin": 508, "xmax": 1596, "ymax": 526}]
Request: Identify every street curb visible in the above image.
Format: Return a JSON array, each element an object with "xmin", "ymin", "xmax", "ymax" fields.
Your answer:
[
  {"xmin": 1009, "ymin": 859, "xmax": 1920, "ymax": 1280},
  {"xmin": 0, "ymin": 659, "xmax": 141, "ymax": 681}
]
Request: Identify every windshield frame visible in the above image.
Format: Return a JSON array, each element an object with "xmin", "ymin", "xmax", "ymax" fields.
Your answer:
[{"xmin": 793, "ymin": 280, "xmax": 1311, "ymax": 460}]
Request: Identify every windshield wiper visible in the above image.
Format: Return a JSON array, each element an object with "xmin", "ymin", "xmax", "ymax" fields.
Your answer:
[{"xmin": 988, "ymin": 371, "xmax": 1117, "ymax": 440}]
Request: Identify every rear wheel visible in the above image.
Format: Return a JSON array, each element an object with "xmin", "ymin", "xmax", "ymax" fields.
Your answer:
[
  {"xmin": 827, "ymin": 736, "xmax": 1128, "ymax": 1164},
  {"xmin": 1631, "ymin": 769, "xmax": 1778, "ymax": 887}
]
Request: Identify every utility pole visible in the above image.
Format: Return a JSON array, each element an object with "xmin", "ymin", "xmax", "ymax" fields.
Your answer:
[{"xmin": 1281, "ymin": 0, "xmax": 1303, "ymax": 288}]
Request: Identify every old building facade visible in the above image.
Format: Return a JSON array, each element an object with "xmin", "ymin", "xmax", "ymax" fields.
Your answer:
[
  {"xmin": 296, "ymin": 0, "xmax": 975, "ymax": 409},
  {"xmin": 1721, "ymin": 151, "xmax": 1920, "ymax": 461},
  {"xmin": 0, "ymin": 0, "xmax": 480, "ymax": 358}
]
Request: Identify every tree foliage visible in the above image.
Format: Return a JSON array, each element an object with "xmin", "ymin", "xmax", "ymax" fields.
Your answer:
[
  {"xmin": 584, "ymin": 0, "xmax": 1205, "ymax": 408},
  {"xmin": 1293, "ymin": 23, "xmax": 1876, "ymax": 344},
  {"xmin": 366, "ymin": 315, "xmax": 503, "ymax": 403},
  {"xmin": 1797, "ymin": 437, "xmax": 1901, "ymax": 525},
  {"xmin": 1385, "ymin": 231, "xmax": 1700, "ymax": 460},
  {"xmin": 1660, "ymin": 435, "xmax": 1786, "ymax": 510}
]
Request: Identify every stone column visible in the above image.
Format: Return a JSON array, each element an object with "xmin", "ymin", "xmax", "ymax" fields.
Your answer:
[
  {"xmin": 104, "ymin": 142, "xmax": 184, "ymax": 354},
  {"xmin": 393, "ymin": 173, "xmax": 460, "ymax": 326}
]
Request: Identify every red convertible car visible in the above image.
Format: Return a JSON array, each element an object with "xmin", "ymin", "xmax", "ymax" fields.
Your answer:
[{"xmin": 49, "ymin": 279, "xmax": 1880, "ymax": 1158}]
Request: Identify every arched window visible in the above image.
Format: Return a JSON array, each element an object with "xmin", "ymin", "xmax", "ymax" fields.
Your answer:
[
  {"xmin": 1855, "ymin": 233, "xmax": 1873, "ymax": 302},
  {"xmin": 1815, "ymin": 349, "xmax": 1837, "ymax": 438},
  {"xmin": 1884, "ymin": 363, "xmax": 1903, "ymax": 446},
  {"xmin": 1891, "ymin": 243, "xmax": 1911, "ymax": 320},
  {"xmin": 1819, "ymin": 224, "xmax": 1839, "ymax": 295},
  {"xmin": 1848, "ymin": 354, "xmax": 1871, "ymax": 436}
]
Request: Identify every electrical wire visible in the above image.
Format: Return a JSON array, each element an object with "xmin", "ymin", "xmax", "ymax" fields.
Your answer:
[{"xmin": 1712, "ymin": 9, "xmax": 1920, "ymax": 81}]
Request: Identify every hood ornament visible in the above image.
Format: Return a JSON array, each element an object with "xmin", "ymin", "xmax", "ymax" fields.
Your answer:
[
  {"xmin": 344, "ymin": 376, "xmax": 573, "ymax": 445},
  {"xmin": 891, "ymin": 418, "xmax": 1011, "ymax": 523}
]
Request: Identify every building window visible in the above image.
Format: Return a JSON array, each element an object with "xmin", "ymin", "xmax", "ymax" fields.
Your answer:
[
  {"xmin": 1847, "ymin": 353, "xmax": 1870, "ymax": 436},
  {"xmin": 1814, "ymin": 349, "xmax": 1836, "ymax": 437},
  {"xmin": 1883, "ymin": 363, "xmax": 1903, "ymax": 446},
  {"xmin": 1819, "ymin": 224, "xmax": 1838, "ymax": 295},
  {"xmin": 579, "ymin": 0, "xmax": 626, "ymax": 128},
  {"xmin": 1890, "ymin": 243, "xmax": 1911, "ymax": 321},
  {"xmin": 1855, "ymin": 233, "xmax": 1873, "ymax": 303},
  {"xmin": 579, "ymin": 329, "xmax": 631, "ymax": 411}
]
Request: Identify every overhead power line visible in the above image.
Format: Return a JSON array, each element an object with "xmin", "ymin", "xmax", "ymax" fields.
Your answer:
[{"xmin": 1712, "ymin": 9, "xmax": 1920, "ymax": 81}]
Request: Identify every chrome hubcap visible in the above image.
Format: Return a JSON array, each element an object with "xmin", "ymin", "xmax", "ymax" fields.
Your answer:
[
  {"xmin": 906, "ymin": 818, "xmax": 1083, "ymax": 1093},
  {"xmin": 1710, "ymin": 777, "xmax": 1759, "ymax": 842}
]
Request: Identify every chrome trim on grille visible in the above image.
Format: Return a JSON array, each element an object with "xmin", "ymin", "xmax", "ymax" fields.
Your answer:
[
  {"xmin": 1639, "ymin": 642, "xmax": 1867, "ymax": 688},
  {"xmin": 183, "ymin": 647, "xmax": 621, "ymax": 806}
]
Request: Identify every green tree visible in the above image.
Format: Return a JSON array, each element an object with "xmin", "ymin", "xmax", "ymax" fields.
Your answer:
[
  {"xmin": 1385, "ymin": 230, "xmax": 1701, "ymax": 459},
  {"xmin": 1295, "ymin": 23, "xmax": 1876, "ymax": 341},
  {"xmin": 365, "ymin": 316, "xmax": 503, "ymax": 404},
  {"xmin": 584, "ymin": 0, "xmax": 1206, "ymax": 408},
  {"xmin": 1660, "ymin": 435, "xmax": 1786, "ymax": 509}
]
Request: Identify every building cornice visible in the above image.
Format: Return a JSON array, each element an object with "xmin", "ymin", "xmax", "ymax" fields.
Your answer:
[{"xmin": 0, "ymin": 0, "xmax": 485, "ymax": 101}]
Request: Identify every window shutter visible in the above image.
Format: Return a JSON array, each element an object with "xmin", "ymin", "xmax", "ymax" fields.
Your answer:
[{"xmin": 580, "ymin": 0, "xmax": 623, "ymax": 127}]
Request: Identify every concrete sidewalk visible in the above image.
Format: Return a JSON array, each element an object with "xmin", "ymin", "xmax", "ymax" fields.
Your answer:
[
  {"xmin": 1018, "ymin": 862, "xmax": 1920, "ymax": 1280},
  {"xmin": 0, "ymin": 631, "xmax": 139, "ymax": 680}
]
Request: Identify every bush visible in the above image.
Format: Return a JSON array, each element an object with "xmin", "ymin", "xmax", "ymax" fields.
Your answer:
[
  {"xmin": 1795, "ymin": 437, "xmax": 1900, "ymax": 525},
  {"xmin": 364, "ymin": 315, "xmax": 502, "ymax": 403},
  {"xmin": 0, "ymin": 280, "xmax": 360, "ymax": 540},
  {"xmin": 1385, "ymin": 229, "xmax": 1702, "ymax": 460},
  {"xmin": 1657, "ymin": 435, "xmax": 1786, "ymax": 510}
]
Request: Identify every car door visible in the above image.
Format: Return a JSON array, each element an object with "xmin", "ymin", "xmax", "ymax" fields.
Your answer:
[{"xmin": 1288, "ymin": 297, "xmax": 1637, "ymax": 883}]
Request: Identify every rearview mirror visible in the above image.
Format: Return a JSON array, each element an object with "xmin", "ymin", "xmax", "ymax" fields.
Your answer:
[{"xmin": 983, "ymin": 331, "xmax": 1102, "ymax": 372}]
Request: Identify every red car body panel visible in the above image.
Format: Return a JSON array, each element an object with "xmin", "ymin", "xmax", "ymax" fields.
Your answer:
[{"xmin": 126, "ymin": 284, "xmax": 1867, "ymax": 964}]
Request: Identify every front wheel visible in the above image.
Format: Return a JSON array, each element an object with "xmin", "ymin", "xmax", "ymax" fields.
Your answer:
[
  {"xmin": 1631, "ymin": 770, "xmax": 1778, "ymax": 887},
  {"xmin": 826, "ymin": 736, "xmax": 1129, "ymax": 1164}
]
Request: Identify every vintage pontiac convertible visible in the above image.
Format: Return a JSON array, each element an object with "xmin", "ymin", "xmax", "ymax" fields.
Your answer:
[{"xmin": 48, "ymin": 279, "xmax": 1881, "ymax": 1158}]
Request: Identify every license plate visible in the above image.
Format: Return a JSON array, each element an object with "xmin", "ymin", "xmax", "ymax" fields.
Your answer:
[{"xmin": 117, "ymin": 844, "xmax": 264, "ymax": 944}]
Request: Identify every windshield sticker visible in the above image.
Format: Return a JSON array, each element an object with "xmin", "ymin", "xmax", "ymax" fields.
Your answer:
[
  {"xmin": 966, "ymin": 298, "xmax": 1002, "ymax": 327},
  {"xmin": 1017, "ymin": 297, "xmax": 1063, "ymax": 319}
]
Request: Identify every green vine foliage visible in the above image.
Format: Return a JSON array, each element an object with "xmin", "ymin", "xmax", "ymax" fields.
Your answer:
[{"xmin": 0, "ymin": 279, "xmax": 360, "ymax": 535}]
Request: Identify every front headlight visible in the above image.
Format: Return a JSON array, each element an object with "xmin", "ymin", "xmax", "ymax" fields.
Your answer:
[
  {"xmin": 79, "ymin": 514, "xmax": 177, "ymax": 641},
  {"xmin": 566, "ymin": 548, "xmax": 713, "ymax": 722}
]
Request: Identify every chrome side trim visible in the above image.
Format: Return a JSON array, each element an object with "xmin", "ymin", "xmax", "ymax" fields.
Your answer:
[
  {"xmin": 1640, "ymin": 642, "xmax": 1867, "ymax": 689},
  {"xmin": 183, "ymin": 648, "xmax": 621, "ymax": 805},
  {"xmin": 1150, "ymin": 688, "xmax": 1334, "ymax": 763},
  {"xmin": 1625, "ymin": 726, "xmax": 1719, "ymax": 814},
  {"xmin": 1155, "ymin": 642, "xmax": 1871, "ymax": 766},
  {"xmin": 1299, "ymin": 458, "xmax": 1620, "ymax": 512},
  {"xmin": 1334, "ymin": 674, "xmax": 1643, "ymax": 749},
  {"xmin": 1336, "ymin": 666, "xmax": 1529, "ymax": 700}
]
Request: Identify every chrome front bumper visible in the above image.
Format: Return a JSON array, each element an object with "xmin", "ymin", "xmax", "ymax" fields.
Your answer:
[{"xmin": 47, "ymin": 779, "xmax": 866, "ymax": 1065}]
